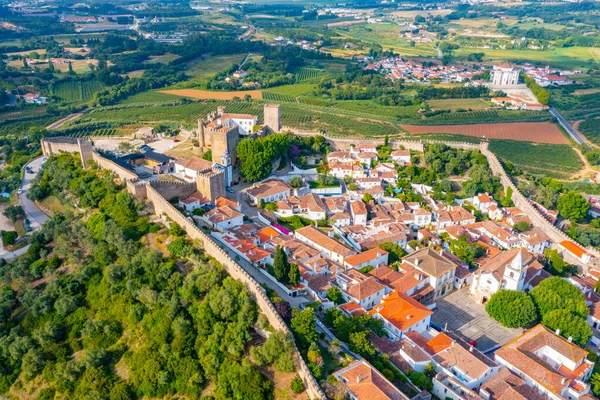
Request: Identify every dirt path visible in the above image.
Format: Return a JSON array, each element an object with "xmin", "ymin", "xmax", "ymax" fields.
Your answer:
[
  {"xmin": 46, "ymin": 112, "xmax": 83, "ymax": 130},
  {"xmin": 569, "ymin": 146, "xmax": 599, "ymax": 181}
]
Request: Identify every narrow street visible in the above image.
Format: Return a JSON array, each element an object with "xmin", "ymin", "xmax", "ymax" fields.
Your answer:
[{"xmin": 19, "ymin": 156, "xmax": 49, "ymax": 231}]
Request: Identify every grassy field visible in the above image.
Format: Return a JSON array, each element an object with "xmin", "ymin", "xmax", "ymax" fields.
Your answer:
[
  {"xmin": 426, "ymin": 99, "xmax": 490, "ymax": 110},
  {"xmin": 144, "ymin": 53, "xmax": 181, "ymax": 64},
  {"xmin": 186, "ymin": 54, "xmax": 247, "ymax": 78},
  {"xmin": 489, "ymin": 140, "xmax": 583, "ymax": 179},
  {"xmin": 455, "ymin": 46, "xmax": 600, "ymax": 69},
  {"xmin": 333, "ymin": 23, "xmax": 439, "ymax": 57},
  {"xmin": 120, "ymin": 91, "xmax": 185, "ymax": 104}
]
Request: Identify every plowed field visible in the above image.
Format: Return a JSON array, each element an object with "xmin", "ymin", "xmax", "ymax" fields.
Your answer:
[{"xmin": 401, "ymin": 122, "xmax": 568, "ymax": 144}]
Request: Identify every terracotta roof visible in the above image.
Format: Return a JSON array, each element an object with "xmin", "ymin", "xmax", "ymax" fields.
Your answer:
[
  {"xmin": 295, "ymin": 226, "xmax": 354, "ymax": 257},
  {"xmin": 369, "ymin": 291, "xmax": 433, "ymax": 331},
  {"xmin": 204, "ymin": 205, "xmax": 243, "ymax": 223},
  {"xmin": 431, "ymin": 332, "xmax": 498, "ymax": 381},
  {"xmin": 560, "ymin": 240, "xmax": 587, "ymax": 258},
  {"xmin": 256, "ymin": 226, "xmax": 280, "ymax": 243},
  {"xmin": 345, "ymin": 247, "xmax": 389, "ymax": 268},
  {"xmin": 330, "ymin": 212, "xmax": 351, "ymax": 221},
  {"xmin": 304, "ymin": 273, "xmax": 333, "ymax": 293},
  {"xmin": 247, "ymin": 179, "xmax": 292, "ymax": 200},
  {"xmin": 478, "ymin": 248, "xmax": 538, "ymax": 281},
  {"xmin": 336, "ymin": 360, "xmax": 407, "ymax": 400},
  {"xmin": 391, "ymin": 150, "xmax": 410, "ymax": 157},
  {"xmin": 298, "ymin": 192, "xmax": 326, "ymax": 214},
  {"xmin": 351, "ymin": 200, "xmax": 368, "ymax": 216},
  {"xmin": 481, "ymin": 367, "xmax": 546, "ymax": 400},
  {"xmin": 339, "ymin": 301, "xmax": 367, "ymax": 317},
  {"xmin": 402, "ymin": 247, "xmax": 457, "ymax": 278},
  {"xmin": 494, "ymin": 324, "xmax": 592, "ymax": 395},
  {"xmin": 346, "ymin": 275, "xmax": 386, "ymax": 301},
  {"xmin": 176, "ymin": 156, "xmax": 213, "ymax": 172},
  {"xmin": 215, "ymin": 196, "xmax": 239, "ymax": 209}
]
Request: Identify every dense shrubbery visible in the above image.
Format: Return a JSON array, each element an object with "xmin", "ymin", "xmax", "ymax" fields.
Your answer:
[{"xmin": 0, "ymin": 154, "xmax": 292, "ymax": 398}]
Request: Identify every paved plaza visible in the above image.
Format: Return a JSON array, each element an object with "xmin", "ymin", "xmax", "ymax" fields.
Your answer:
[{"xmin": 432, "ymin": 288, "xmax": 523, "ymax": 352}]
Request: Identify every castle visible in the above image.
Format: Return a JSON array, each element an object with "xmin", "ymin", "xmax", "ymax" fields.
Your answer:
[{"xmin": 196, "ymin": 104, "xmax": 280, "ymax": 186}]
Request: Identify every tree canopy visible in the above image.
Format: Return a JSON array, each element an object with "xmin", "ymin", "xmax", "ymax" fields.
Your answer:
[
  {"xmin": 557, "ymin": 191, "xmax": 589, "ymax": 222},
  {"xmin": 485, "ymin": 289, "xmax": 537, "ymax": 328}
]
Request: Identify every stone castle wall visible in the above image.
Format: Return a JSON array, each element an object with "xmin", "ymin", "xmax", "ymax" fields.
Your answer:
[
  {"xmin": 148, "ymin": 180, "xmax": 196, "ymax": 200},
  {"xmin": 146, "ymin": 184, "xmax": 327, "ymax": 399}
]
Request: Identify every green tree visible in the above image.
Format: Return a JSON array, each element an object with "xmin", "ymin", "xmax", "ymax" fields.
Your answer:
[
  {"xmin": 290, "ymin": 375, "xmax": 305, "ymax": 394},
  {"xmin": 273, "ymin": 246, "xmax": 290, "ymax": 284},
  {"xmin": 486, "ymin": 290, "xmax": 537, "ymax": 328},
  {"xmin": 326, "ymin": 286, "xmax": 344, "ymax": 304},
  {"xmin": 542, "ymin": 309, "xmax": 592, "ymax": 345},
  {"xmin": 449, "ymin": 234, "xmax": 485, "ymax": 267},
  {"xmin": 288, "ymin": 263, "xmax": 300, "ymax": 286},
  {"xmin": 378, "ymin": 243, "xmax": 407, "ymax": 264},
  {"xmin": 513, "ymin": 221, "xmax": 533, "ymax": 232},
  {"xmin": 1, "ymin": 230, "xmax": 18, "ymax": 245},
  {"xmin": 544, "ymin": 248, "xmax": 574, "ymax": 276},
  {"xmin": 289, "ymin": 176, "xmax": 303, "ymax": 188},
  {"xmin": 362, "ymin": 193, "xmax": 374, "ymax": 203},
  {"xmin": 591, "ymin": 373, "xmax": 600, "ymax": 398},
  {"xmin": 530, "ymin": 276, "xmax": 588, "ymax": 318},
  {"xmin": 202, "ymin": 149, "xmax": 212, "ymax": 161},
  {"xmin": 349, "ymin": 331, "xmax": 376, "ymax": 357},
  {"xmin": 557, "ymin": 191, "xmax": 589, "ymax": 222},
  {"xmin": 169, "ymin": 222, "xmax": 185, "ymax": 236},
  {"xmin": 250, "ymin": 331, "xmax": 295, "ymax": 373},
  {"xmin": 3, "ymin": 205, "xmax": 24, "ymax": 222},
  {"xmin": 290, "ymin": 308, "xmax": 317, "ymax": 349}
]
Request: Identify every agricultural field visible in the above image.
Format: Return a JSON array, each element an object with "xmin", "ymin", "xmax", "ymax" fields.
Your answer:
[
  {"xmin": 120, "ymin": 91, "xmax": 185, "ymax": 104},
  {"xmin": 0, "ymin": 106, "xmax": 47, "ymax": 123},
  {"xmin": 454, "ymin": 46, "xmax": 599, "ymax": 70},
  {"xmin": 579, "ymin": 119, "xmax": 600, "ymax": 145},
  {"xmin": 264, "ymin": 83, "xmax": 315, "ymax": 97},
  {"xmin": 426, "ymin": 99, "xmax": 491, "ymax": 110},
  {"xmin": 332, "ymin": 23, "xmax": 439, "ymax": 57},
  {"xmin": 159, "ymin": 89, "xmax": 263, "ymax": 100},
  {"xmin": 144, "ymin": 53, "xmax": 181, "ymax": 64},
  {"xmin": 489, "ymin": 140, "xmax": 583, "ymax": 179},
  {"xmin": 405, "ymin": 109, "xmax": 552, "ymax": 125},
  {"xmin": 52, "ymin": 80, "xmax": 104, "ymax": 103},
  {"xmin": 401, "ymin": 121, "xmax": 569, "ymax": 144},
  {"xmin": 186, "ymin": 54, "xmax": 248, "ymax": 78}
]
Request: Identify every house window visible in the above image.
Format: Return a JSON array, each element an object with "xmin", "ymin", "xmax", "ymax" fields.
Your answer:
[{"xmin": 510, "ymin": 272, "xmax": 514, "ymax": 278}]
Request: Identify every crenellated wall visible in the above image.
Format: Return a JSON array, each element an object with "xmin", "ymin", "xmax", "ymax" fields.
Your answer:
[
  {"xmin": 90, "ymin": 152, "xmax": 139, "ymax": 182},
  {"xmin": 146, "ymin": 185, "xmax": 327, "ymax": 399},
  {"xmin": 148, "ymin": 180, "xmax": 196, "ymax": 200}
]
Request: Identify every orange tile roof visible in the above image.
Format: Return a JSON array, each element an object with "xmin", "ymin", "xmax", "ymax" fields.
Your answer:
[
  {"xmin": 560, "ymin": 240, "xmax": 587, "ymax": 259},
  {"xmin": 295, "ymin": 226, "xmax": 354, "ymax": 256},
  {"xmin": 337, "ymin": 360, "xmax": 405, "ymax": 400},
  {"xmin": 369, "ymin": 291, "xmax": 433, "ymax": 331},
  {"xmin": 425, "ymin": 332, "xmax": 453, "ymax": 354},
  {"xmin": 256, "ymin": 226, "xmax": 280, "ymax": 243},
  {"xmin": 339, "ymin": 302, "xmax": 367, "ymax": 317},
  {"xmin": 495, "ymin": 324, "xmax": 592, "ymax": 395},
  {"xmin": 345, "ymin": 247, "xmax": 389, "ymax": 267}
]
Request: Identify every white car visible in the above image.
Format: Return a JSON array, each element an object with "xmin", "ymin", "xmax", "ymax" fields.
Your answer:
[{"xmin": 17, "ymin": 189, "xmax": 23, "ymax": 194}]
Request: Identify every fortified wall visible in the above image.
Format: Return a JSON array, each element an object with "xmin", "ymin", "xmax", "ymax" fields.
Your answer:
[{"xmin": 38, "ymin": 137, "xmax": 327, "ymax": 400}]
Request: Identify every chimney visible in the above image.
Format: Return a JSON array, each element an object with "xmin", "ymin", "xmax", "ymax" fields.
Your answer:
[
  {"xmin": 556, "ymin": 328, "xmax": 561, "ymax": 336},
  {"xmin": 415, "ymin": 258, "xmax": 421, "ymax": 266},
  {"xmin": 328, "ymin": 230, "xmax": 334, "ymax": 238},
  {"xmin": 562, "ymin": 377, "xmax": 567, "ymax": 385},
  {"xmin": 568, "ymin": 336, "xmax": 573, "ymax": 343},
  {"xmin": 469, "ymin": 345, "xmax": 474, "ymax": 352}
]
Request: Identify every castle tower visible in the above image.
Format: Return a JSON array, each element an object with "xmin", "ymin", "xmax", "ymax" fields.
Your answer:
[
  {"xmin": 210, "ymin": 126, "xmax": 239, "ymax": 168},
  {"xmin": 264, "ymin": 104, "xmax": 281, "ymax": 132},
  {"xmin": 196, "ymin": 167, "xmax": 225, "ymax": 203}
]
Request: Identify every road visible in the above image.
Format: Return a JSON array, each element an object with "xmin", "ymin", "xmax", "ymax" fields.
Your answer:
[
  {"xmin": 46, "ymin": 112, "xmax": 83, "ymax": 130},
  {"xmin": 550, "ymin": 106, "xmax": 584, "ymax": 145},
  {"xmin": 19, "ymin": 157, "xmax": 49, "ymax": 231}
]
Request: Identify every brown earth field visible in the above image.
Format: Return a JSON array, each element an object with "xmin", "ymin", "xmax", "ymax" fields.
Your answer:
[
  {"xmin": 400, "ymin": 122, "xmax": 569, "ymax": 144},
  {"xmin": 159, "ymin": 89, "xmax": 262, "ymax": 100}
]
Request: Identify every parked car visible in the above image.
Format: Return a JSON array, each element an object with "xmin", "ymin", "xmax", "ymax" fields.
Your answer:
[
  {"xmin": 226, "ymin": 188, "xmax": 235, "ymax": 194},
  {"xmin": 17, "ymin": 189, "xmax": 23, "ymax": 194},
  {"xmin": 25, "ymin": 218, "xmax": 31, "ymax": 232}
]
